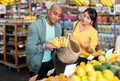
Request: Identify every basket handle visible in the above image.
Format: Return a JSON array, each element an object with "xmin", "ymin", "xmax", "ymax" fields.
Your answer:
[{"xmin": 66, "ymin": 33, "xmax": 73, "ymax": 41}]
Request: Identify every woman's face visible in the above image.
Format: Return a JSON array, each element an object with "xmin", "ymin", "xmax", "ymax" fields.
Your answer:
[{"xmin": 81, "ymin": 11, "xmax": 92, "ymax": 26}]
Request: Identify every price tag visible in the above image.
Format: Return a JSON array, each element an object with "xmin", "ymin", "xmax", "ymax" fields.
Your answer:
[
  {"xmin": 117, "ymin": 46, "xmax": 120, "ymax": 56},
  {"xmin": 87, "ymin": 55, "xmax": 94, "ymax": 60},
  {"xmin": 47, "ymin": 68, "xmax": 55, "ymax": 76},
  {"xmin": 64, "ymin": 64, "xmax": 77, "ymax": 77},
  {"xmin": 105, "ymin": 48, "xmax": 113, "ymax": 58},
  {"xmin": 18, "ymin": 45, "xmax": 24, "ymax": 48}
]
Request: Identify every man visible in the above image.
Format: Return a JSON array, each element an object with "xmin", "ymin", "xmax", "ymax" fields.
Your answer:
[{"xmin": 26, "ymin": 4, "xmax": 63, "ymax": 80}]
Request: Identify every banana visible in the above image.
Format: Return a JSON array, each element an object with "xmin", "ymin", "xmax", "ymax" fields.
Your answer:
[
  {"xmin": 0, "ymin": 0, "xmax": 16, "ymax": 5},
  {"xmin": 0, "ymin": 1, "xmax": 8, "ymax": 5},
  {"xmin": 100, "ymin": 0, "xmax": 114, "ymax": 7},
  {"xmin": 9, "ymin": 0, "xmax": 16, "ymax": 3},
  {"xmin": 50, "ymin": 0, "xmax": 56, "ymax": 2},
  {"xmin": 49, "ymin": 36, "xmax": 68, "ymax": 48},
  {"xmin": 100, "ymin": 0, "xmax": 106, "ymax": 6},
  {"xmin": 74, "ymin": 0, "xmax": 82, "ymax": 6},
  {"xmin": 80, "ymin": 0, "xmax": 89, "ymax": 6},
  {"xmin": 1, "ymin": 0, "xmax": 9, "ymax": 3},
  {"xmin": 106, "ymin": 0, "xmax": 113, "ymax": 7}
]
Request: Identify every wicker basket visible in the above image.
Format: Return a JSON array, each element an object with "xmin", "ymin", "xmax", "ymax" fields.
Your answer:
[{"xmin": 56, "ymin": 37, "xmax": 80, "ymax": 64}]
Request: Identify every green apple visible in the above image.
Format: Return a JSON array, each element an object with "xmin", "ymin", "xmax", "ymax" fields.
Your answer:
[{"xmin": 81, "ymin": 76, "xmax": 88, "ymax": 81}]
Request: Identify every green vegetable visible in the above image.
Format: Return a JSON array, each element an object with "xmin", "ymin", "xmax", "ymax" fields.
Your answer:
[
  {"xmin": 94, "ymin": 65, "xmax": 107, "ymax": 71},
  {"xmin": 109, "ymin": 66, "xmax": 118, "ymax": 75},
  {"xmin": 102, "ymin": 62, "xmax": 111, "ymax": 69}
]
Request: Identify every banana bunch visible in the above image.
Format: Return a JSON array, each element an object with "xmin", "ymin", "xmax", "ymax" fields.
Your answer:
[
  {"xmin": 45, "ymin": 0, "xmax": 56, "ymax": 2},
  {"xmin": 106, "ymin": 51, "xmax": 119, "ymax": 63},
  {"xmin": 0, "ymin": 0, "xmax": 16, "ymax": 5},
  {"xmin": 49, "ymin": 36, "xmax": 69, "ymax": 48},
  {"xmin": 74, "ymin": 0, "xmax": 90, "ymax": 6},
  {"xmin": 100, "ymin": 0, "xmax": 114, "ymax": 7}
]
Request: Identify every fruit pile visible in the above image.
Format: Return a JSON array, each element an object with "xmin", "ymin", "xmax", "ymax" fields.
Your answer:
[
  {"xmin": 100, "ymin": 0, "xmax": 114, "ymax": 7},
  {"xmin": 98, "ymin": 51, "xmax": 119, "ymax": 64},
  {"xmin": 43, "ymin": 61, "xmax": 120, "ymax": 81},
  {"xmin": 42, "ymin": 49, "xmax": 120, "ymax": 81},
  {"xmin": 0, "ymin": 0, "xmax": 16, "ymax": 5},
  {"xmin": 74, "ymin": 0, "xmax": 90, "ymax": 6},
  {"xmin": 49, "ymin": 36, "xmax": 69, "ymax": 48},
  {"xmin": 24, "ymin": 15, "xmax": 37, "ymax": 22},
  {"xmin": 94, "ymin": 62, "xmax": 120, "ymax": 80},
  {"xmin": 45, "ymin": 0, "xmax": 56, "ymax": 2}
]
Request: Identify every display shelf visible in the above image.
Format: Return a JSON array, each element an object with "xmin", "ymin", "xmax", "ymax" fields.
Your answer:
[
  {"xmin": 0, "ymin": 24, "xmax": 4, "ymax": 64},
  {"xmin": 97, "ymin": 13, "xmax": 120, "ymax": 50},
  {"xmin": 3, "ymin": 23, "xmax": 28, "ymax": 71}
]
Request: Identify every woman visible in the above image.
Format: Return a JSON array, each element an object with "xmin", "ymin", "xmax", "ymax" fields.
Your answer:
[{"xmin": 72, "ymin": 8, "xmax": 98, "ymax": 64}]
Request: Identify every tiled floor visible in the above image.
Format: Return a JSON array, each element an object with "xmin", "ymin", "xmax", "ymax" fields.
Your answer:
[
  {"xmin": 0, "ymin": 59, "xmax": 66, "ymax": 81},
  {"xmin": 0, "ymin": 64, "xmax": 29, "ymax": 81}
]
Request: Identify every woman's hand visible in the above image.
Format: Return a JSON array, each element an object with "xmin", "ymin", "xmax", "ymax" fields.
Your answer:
[
  {"xmin": 80, "ymin": 42, "xmax": 89, "ymax": 48},
  {"xmin": 80, "ymin": 42, "xmax": 94, "ymax": 53}
]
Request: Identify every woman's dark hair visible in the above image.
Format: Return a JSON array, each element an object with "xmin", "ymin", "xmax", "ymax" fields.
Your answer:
[{"xmin": 84, "ymin": 8, "xmax": 98, "ymax": 30}]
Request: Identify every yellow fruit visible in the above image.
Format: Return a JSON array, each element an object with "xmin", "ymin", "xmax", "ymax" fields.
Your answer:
[
  {"xmin": 70, "ymin": 74, "xmax": 81, "ymax": 81},
  {"xmin": 49, "ymin": 36, "xmax": 68, "ymax": 48},
  {"xmin": 75, "ymin": 66, "xmax": 86, "ymax": 77},
  {"xmin": 103, "ymin": 70, "xmax": 114, "ymax": 81},
  {"xmin": 88, "ymin": 75, "xmax": 96, "ymax": 81},
  {"xmin": 96, "ymin": 71, "xmax": 103, "ymax": 78},
  {"xmin": 98, "ymin": 55, "xmax": 106, "ymax": 63},
  {"xmin": 74, "ymin": 0, "xmax": 89, "ymax": 6},
  {"xmin": 100, "ymin": 0, "xmax": 114, "ymax": 7},
  {"xmin": 88, "ymin": 60, "xmax": 99, "ymax": 66},
  {"xmin": 80, "ymin": 62, "xmax": 86, "ymax": 68},
  {"xmin": 85, "ymin": 63, "xmax": 95, "ymax": 72},
  {"xmin": 0, "ymin": 1, "xmax": 8, "ymax": 5},
  {"xmin": 97, "ymin": 77, "xmax": 108, "ymax": 81},
  {"xmin": 88, "ymin": 71, "xmax": 96, "ymax": 81},
  {"xmin": 113, "ymin": 76, "xmax": 119, "ymax": 81},
  {"xmin": 74, "ymin": 0, "xmax": 82, "ymax": 6}
]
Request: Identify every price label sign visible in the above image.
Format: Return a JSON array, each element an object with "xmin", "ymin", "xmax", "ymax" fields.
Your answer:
[
  {"xmin": 105, "ymin": 48, "xmax": 113, "ymax": 58},
  {"xmin": 0, "ymin": 4, "xmax": 6, "ymax": 14},
  {"xmin": 64, "ymin": 64, "xmax": 77, "ymax": 77}
]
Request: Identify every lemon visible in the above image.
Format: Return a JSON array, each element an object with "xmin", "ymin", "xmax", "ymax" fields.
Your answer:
[
  {"xmin": 70, "ymin": 74, "xmax": 81, "ymax": 81},
  {"xmin": 96, "ymin": 71, "xmax": 103, "ymax": 78},
  {"xmin": 75, "ymin": 66, "xmax": 86, "ymax": 77},
  {"xmin": 97, "ymin": 77, "xmax": 107, "ymax": 81},
  {"xmin": 80, "ymin": 62, "xmax": 86, "ymax": 68},
  {"xmin": 88, "ymin": 70, "xmax": 96, "ymax": 81},
  {"xmin": 98, "ymin": 55, "xmax": 106, "ymax": 63},
  {"xmin": 103, "ymin": 70, "xmax": 114, "ymax": 81},
  {"xmin": 85, "ymin": 63, "xmax": 95, "ymax": 72},
  {"xmin": 88, "ymin": 60, "xmax": 99, "ymax": 66},
  {"xmin": 113, "ymin": 76, "xmax": 119, "ymax": 81}
]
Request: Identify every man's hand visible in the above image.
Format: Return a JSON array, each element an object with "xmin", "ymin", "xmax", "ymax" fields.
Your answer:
[{"xmin": 44, "ymin": 42, "xmax": 57, "ymax": 50}]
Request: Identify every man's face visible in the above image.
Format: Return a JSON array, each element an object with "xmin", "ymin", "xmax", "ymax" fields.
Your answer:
[{"xmin": 47, "ymin": 6, "xmax": 62, "ymax": 25}]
